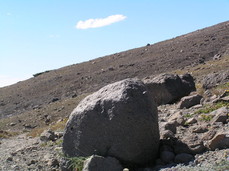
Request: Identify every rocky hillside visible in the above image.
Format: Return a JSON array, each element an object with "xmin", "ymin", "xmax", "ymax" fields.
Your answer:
[
  {"xmin": 0, "ymin": 21, "xmax": 229, "ymax": 121},
  {"xmin": 0, "ymin": 21, "xmax": 229, "ymax": 171}
]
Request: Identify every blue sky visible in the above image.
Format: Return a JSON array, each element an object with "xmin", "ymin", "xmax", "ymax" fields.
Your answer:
[{"xmin": 0, "ymin": 0, "xmax": 229, "ymax": 87}]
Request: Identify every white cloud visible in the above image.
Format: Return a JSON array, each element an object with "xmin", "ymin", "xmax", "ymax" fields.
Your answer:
[
  {"xmin": 76, "ymin": 14, "xmax": 127, "ymax": 29},
  {"xmin": 0, "ymin": 75, "xmax": 29, "ymax": 88}
]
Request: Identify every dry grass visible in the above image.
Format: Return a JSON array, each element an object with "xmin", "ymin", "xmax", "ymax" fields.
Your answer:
[
  {"xmin": 173, "ymin": 55, "xmax": 229, "ymax": 81},
  {"xmin": 1, "ymin": 93, "xmax": 88, "ymax": 139},
  {"xmin": 0, "ymin": 130, "xmax": 20, "ymax": 138}
]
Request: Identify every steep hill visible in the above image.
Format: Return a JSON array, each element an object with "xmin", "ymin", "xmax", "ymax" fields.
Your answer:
[{"xmin": 0, "ymin": 21, "xmax": 229, "ymax": 122}]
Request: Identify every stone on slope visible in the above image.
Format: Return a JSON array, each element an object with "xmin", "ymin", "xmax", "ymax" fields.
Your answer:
[
  {"xmin": 40, "ymin": 130, "xmax": 56, "ymax": 142},
  {"xmin": 177, "ymin": 94, "xmax": 202, "ymax": 109},
  {"xmin": 202, "ymin": 69, "xmax": 229, "ymax": 89},
  {"xmin": 174, "ymin": 153, "xmax": 194, "ymax": 164},
  {"xmin": 82, "ymin": 155, "xmax": 123, "ymax": 171},
  {"xmin": 143, "ymin": 73, "xmax": 195, "ymax": 105},
  {"xmin": 62, "ymin": 78, "xmax": 159, "ymax": 166},
  {"xmin": 210, "ymin": 107, "xmax": 229, "ymax": 124},
  {"xmin": 208, "ymin": 131, "xmax": 229, "ymax": 150}
]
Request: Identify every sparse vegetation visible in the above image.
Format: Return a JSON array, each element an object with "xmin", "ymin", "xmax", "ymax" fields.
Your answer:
[
  {"xmin": 211, "ymin": 83, "xmax": 229, "ymax": 96},
  {"xmin": 184, "ymin": 113, "xmax": 195, "ymax": 118},
  {"xmin": 0, "ymin": 130, "xmax": 20, "ymax": 138},
  {"xmin": 195, "ymin": 101, "xmax": 229, "ymax": 115},
  {"xmin": 27, "ymin": 127, "xmax": 48, "ymax": 138},
  {"xmin": 67, "ymin": 156, "xmax": 87, "ymax": 171},
  {"xmin": 199, "ymin": 114, "xmax": 214, "ymax": 121}
]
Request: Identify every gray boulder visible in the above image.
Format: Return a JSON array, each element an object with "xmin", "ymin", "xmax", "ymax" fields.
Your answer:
[
  {"xmin": 143, "ymin": 73, "xmax": 196, "ymax": 105},
  {"xmin": 82, "ymin": 155, "xmax": 123, "ymax": 171},
  {"xmin": 177, "ymin": 94, "xmax": 202, "ymax": 109},
  {"xmin": 62, "ymin": 79, "xmax": 159, "ymax": 166}
]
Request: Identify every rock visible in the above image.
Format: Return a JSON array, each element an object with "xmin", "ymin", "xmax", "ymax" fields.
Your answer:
[
  {"xmin": 55, "ymin": 131, "xmax": 64, "ymax": 138},
  {"xmin": 168, "ymin": 111, "xmax": 186, "ymax": 126},
  {"xmin": 173, "ymin": 140, "xmax": 192, "ymax": 154},
  {"xmin": 213, "ymin": 54, "xmax": 221, "ymax": 60},
  {"xmin": 40, "ymin": 130, "xmax": 56, "ymax": 142},
  {"xmin": 202, "ymin": 130, "xmax": 217, "ymax": 141},
  {"xmin": 63, "ymin": 79, "xmax": 160, "ymax": 166},
  {"xmin": 47, "ymin": 158, "xmax": 59, "ymax": 168},
  {"xmin": 162, "ymin": 121, "xmax": 177, "ymax": 134},
  {"xmin": 143, "ymin": 73, "xmax": 195, "ymax": 105},
  {"xmin": 192, "ymin": 125, "xmax": 208, "ymax": 133},
  {"xmin": 210, "ymin": 107, "xmax": 229, "ymax": 124},
  {"xmin": 10, "ymin": 122, "xmax": 16, "ymax": 126},
  {"xmin": 202, "ymin": 69, "xmax": 229, "ymax": 89},
  {"xmin": 177, "ymin": 94, "xmax": 202, "ymax": 109},
  {"xmin": 6, "ymin": 156, "xmax": 13, "ymax": 161},
  {"xmin": 23, "ymin": 124, "xmax": 36, "ymax": 129},
  {"xmin": 82, "ymin": 155, "xmax": 123, "ymax": 171},
  {"xmin": 51, "ymin": 98, "xmax": 59, "ymax": 102},
  {"xmin": 186, "ymin": 118, "xmax": 197, "ymax": 125},
  {"xmin": 182, "ymin": 135, "xmax": 206, "ymax": 154},
  {"xmin": 208, "ymin": 131, "xmax": 229, "ymax": 150},
  {"xmin": 27, "ymin": 159, "xmax": 37, "ymax": 166},
  {"xmin": 174, "ymin": 153, "xmax": 194, "ymax": 163},
  {"xmin": 123, "ymin": 169, "xmax": 129, "ymax": 171},
  {"xmin": 220, "ymin": 90, "xmax": 229, "ymax": 98},
  {"xmin": 160, "ymin": 151, "xmax": 175, "ymax": 164},
  {"xmin": 161, "ymin": 130, "xmax": 175, "ymax": 139}
]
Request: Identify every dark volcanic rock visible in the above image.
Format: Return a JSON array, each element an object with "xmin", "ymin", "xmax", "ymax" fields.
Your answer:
[
  {"xmin": 143, "ymin": 73, "xmax": 196, "ymax": 105},
  {"xmin": 62, "ymin": 79, "xmax": 159, "ymax": 166}
]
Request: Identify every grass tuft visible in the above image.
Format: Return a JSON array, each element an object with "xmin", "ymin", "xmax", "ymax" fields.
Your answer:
[{"xmin": 195, "ymin": 102, "xmax": 229, "ymax": 115}]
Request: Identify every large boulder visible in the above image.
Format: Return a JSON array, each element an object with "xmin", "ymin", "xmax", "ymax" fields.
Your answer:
[
  {"xmin": 62, "ymin": 79, "xmax": 159, "ymax": 166},
  {"xmin": 143, "ymin": 73, "xmax": 196, "ymax": 105}
]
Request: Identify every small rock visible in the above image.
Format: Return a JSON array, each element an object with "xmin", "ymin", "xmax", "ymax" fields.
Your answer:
[
  {"xmin": 6, "ymin": 156, "xmax": 13, "ymax": 161},
  {"xmin": 208, "ymin": 131, "xmax": 229, "ymax": 150},
  {"xmin": 220, "ymin": 90, "xmax": 229, "ymax": 98},
  {"xmin": 202, "ymin": 130, "xmax": 217, "ymax": 140},
  {"xmin": 51, "ymin": 98, "xmax": 59, "ymax": 102},
  {"xmin": 192, "ymin": 125, "xmax": 208, "ymax": 133},
  {"xmin": 177, "ymin": 94, "xmax": 202, "ymax": 109},
  {"xmin": 83, "ymin": 155, "xmax": 123, "ymax": 171},
  {"xmin": 40, "ymin": 130, "xmax": 56, "ymax": 142},
  {"xmin": 11, "ymin": 165, "xmax": 20, "ymax": 170},
  {"xmin": 10, "ymin": 122, "xmax": 16, "ymax": 126},
  {"xmin": 164, "ymin": 121, "xmax": 177, "ymax": 134},
  {"xmin": 55, "ymin": 131, "xmax": 64, "ymax": 138},
  {"xmin": 161, "ymin": 130, "xmax": 175, "ymax": 139},
  {"xmin": 174, "ymin": 153, "xmax": 194, "ymax": 163},
  {"xmin": 48, "ymin": 158, "xmax": 59, "ymax": 168},
  {"xmin": 160, "ymin": 151, "xmax": 175, "ymax": 163},
  {"xmin": 186, "ymin": 118, "xmax": 197, "ymax": 125},
  {"xmin": 210, "ymin": 107, "xmax": 229, "ymax": 124},
  {"xmin": 27, "ymin": 159, "xmax": 37, "ymax": 166}
]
